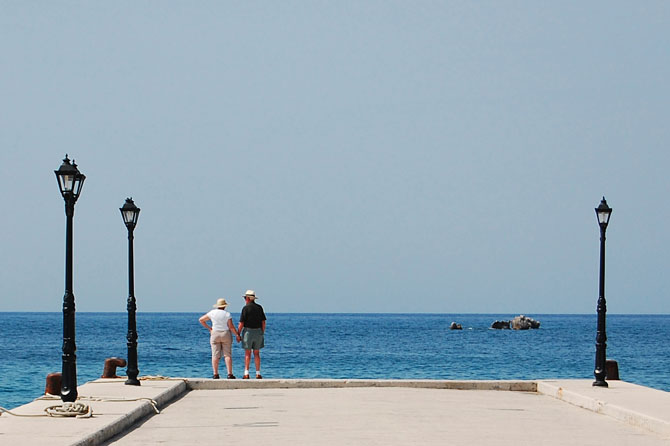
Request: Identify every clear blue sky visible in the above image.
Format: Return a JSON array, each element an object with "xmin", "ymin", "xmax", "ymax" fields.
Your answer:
[{"xmin": 2, "ymin": 1, "xmax": 669, "ymax": 313}]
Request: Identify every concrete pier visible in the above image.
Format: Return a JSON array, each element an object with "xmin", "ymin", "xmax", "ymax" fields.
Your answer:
[{"xmin": 1, "ymin": 379, "xmax": 669, "ymax": 445}]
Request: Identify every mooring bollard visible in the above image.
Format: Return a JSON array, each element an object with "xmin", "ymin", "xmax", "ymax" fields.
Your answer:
[
  {"xmin": 606, "ymin": 359, "xmax": 620, "ymax": 380},
  {"xmin": 101, "ymin": 357, "xmax": 128, "ymax": 378},
  {"xmin": 45, "ymin": 372, "xmax": 62, "ymax": 396}
]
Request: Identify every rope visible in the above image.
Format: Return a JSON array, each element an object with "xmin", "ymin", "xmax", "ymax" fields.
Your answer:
[
  {"xmin": 2, "ymin": 401, "xmax": 91, "ymax": 419},
  {"xmin": 2, "ymin": 375, "xmax": 179, "ymax": 418},
  {"xmin": 44, "ymin": 402, "xmax": 93, "ymax": 418},
  {"xmin": 0, "ymin": 406, "xmax": 48, "ymax": 417},
  {"xmin": 81, "ymin": 397, "xmax": 160, "ymax": 414},
  {"xmin": 36, "ymin": 394, "xmax": 61, "ymax": 401},
  {"xmin": 90, "ymin": 374, "xmax": 185, "ymax": 383},
  {"xmin": 139, "ymin": 375, "xmax": 186, "ymax": 381},
  {"xmin": 3, "ymin": 396, "xmax": 159, "ymax": 418},
  {"xmin": 89, "ymin": 374, "xmax": 182, "ymax": 382}
]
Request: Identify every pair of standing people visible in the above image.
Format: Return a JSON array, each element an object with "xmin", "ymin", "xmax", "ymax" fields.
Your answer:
[{"xmin": 199, "ymin": 290, "xmax": 266, "ymax": 379}]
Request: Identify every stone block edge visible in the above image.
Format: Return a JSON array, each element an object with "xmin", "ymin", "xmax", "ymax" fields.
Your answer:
[
  {"xmin": 536, "ymin": 381, "xmax": 670, "ymax": 437},
  {"xmin": 72, "ymin": 380, "xmax": 188, "ymax": 446},
  {"xmin": 185, "ymin": 379, "xmax": 537, "ymax": 392}
]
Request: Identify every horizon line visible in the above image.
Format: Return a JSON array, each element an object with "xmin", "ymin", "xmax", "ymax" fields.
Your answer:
[{"xmin": 1, "ymin": 311, "xmax": 668, "ymax": 316}]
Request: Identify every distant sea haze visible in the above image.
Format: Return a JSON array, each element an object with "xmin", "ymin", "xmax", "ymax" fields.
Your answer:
[{"xmin": 1, "ymin": 313, "xmax": 668, "ymax": 409}]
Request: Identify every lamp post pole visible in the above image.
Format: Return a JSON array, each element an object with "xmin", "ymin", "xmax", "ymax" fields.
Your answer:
[
  {"xmin": 121, "ymin": 198, "xmax": 141, "ymax": 386},
  {"xmin": 55, "ymin": 155, "xmax": 85, "ymax": 402},
  {"xmin": 593, "ymin": 197, "xmax": 612, "ymax": 387}
]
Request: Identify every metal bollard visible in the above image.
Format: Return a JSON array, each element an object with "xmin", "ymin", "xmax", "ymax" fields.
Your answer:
[
  {"xmin": 606, "ymin": 359, "xmax": 620, "ymax": 380},
  {"xmin": 45, "ymin": 372, "xmax": 62, "ymax": 395},
  {"xmin": 101, "ymin": 357, "xmax": 128, "ymax": 378}
]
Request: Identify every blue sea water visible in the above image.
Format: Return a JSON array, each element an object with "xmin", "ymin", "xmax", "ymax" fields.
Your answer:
[{"xmin": 1, "ymin": 313, "xmax": 669, "ymax": 409}]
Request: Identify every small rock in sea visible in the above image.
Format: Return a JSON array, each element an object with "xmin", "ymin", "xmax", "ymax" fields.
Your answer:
[
  {"xmin": 491, "ymin": 320, "xmax": 511, "ymax": 329},
  {"xmin": 450, "ymin": 322, "xmax": 462, "ymax": 330}
]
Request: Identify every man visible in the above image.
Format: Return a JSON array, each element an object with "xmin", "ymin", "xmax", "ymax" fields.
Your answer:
[{"xmin": 237, "ymin": 290, "xmax": 266, "ymax": 379}]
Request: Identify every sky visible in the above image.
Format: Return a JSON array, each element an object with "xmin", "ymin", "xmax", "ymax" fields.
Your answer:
[{"xmin": 1, "ymin": 1, "xmax": 669, "ymax": 314}]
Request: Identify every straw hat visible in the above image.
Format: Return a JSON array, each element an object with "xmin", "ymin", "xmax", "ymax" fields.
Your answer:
[
  {"xmin": 243, "ymin": 290, "xmax": 257, "ymax": 300},
  {"xmin": 212, "ymin": 298, "xmax": 228, "ymax": 309}
]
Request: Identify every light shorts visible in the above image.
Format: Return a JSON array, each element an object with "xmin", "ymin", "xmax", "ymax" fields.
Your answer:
[
  {"xmin": 242, "ymin": 328, "xmax": 264, "ymax": 350},
  {"xmin": 210, "ymin": 330, "xmax": 232, "ymax": 360}
]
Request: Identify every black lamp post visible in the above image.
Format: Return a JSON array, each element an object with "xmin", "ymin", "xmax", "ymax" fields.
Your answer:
[
  {"xmin": 54, "ymin": 155, "xmax": 86, "ymax": 402},
  {"xmin": 120, "ymin": 198, "xmax": 141, "ymax": 386},
  {"xmin": 119, "ymin": 198, "xmax": 140, "ymax": 386},
  {"xmin": 593, "ymin": 197, "xmax": 612, "ymax": 387}
]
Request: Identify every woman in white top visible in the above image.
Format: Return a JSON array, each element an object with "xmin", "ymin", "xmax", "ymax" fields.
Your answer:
[{"xmin": 199, "ymin": 298, "xmax": 241, "ymax": 379}]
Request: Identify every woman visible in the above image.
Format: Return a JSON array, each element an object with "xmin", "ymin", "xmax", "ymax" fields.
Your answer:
[{"xmin": 199, "ymin": 298, "xmax": 241, "ymax": 379}]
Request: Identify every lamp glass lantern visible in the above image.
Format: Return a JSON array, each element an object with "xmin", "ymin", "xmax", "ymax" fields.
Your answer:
[
  {"xmin": 595, "ymin": 197, "xmax": 612, "ymax": 227},
  {"xmin": 120, "ymin": 198, "xmax": 140, "ymax": 229},
  {"xmin": 55, "ymin": 155, "xmax": 85, "ymax": 200}
]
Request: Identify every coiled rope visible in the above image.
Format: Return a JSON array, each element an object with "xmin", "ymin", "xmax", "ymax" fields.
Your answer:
[
  {"xmin": 0, "ymin": 401, "xmax": 92, "ymax": 418},
  {"xmin": 44, "ymin": 402, "xmax": 93, "ymax": 418}
]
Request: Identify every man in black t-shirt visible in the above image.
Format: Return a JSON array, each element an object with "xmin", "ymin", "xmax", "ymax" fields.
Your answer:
[{"xmin": 237, "ymin": 290, "xmax": 267, "ymax": 379}]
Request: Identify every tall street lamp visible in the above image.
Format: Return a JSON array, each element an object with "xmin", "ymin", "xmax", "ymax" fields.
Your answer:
[
  {"xmin": 593, "ymin": 197, "xmax": 612, "ymax": 387},
  {"xmin": 54, "ymin": 155, "xmax": 86, "ymax": 402},
  {"xmin": 120, "ymin": 198, "xmax": 141, "ymax": 386}
]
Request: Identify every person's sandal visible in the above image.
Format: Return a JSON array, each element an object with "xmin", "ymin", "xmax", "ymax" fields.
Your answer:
[
  {"xmin": 227, "ymin": 374, "xmax": 236, "ymax": 379},
  {"xmin": 256, "ymin": 374, "xmax": 263, "ymax": 379},
  {"xmin": 212, "ymin": 374, "xmax": 220, "ymax": 379},
  {"xmin": 243, "ymin": 374, "xmax": 250, "ymax": 379}
]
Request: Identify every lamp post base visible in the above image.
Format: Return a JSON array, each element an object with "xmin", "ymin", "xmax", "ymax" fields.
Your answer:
[
  {"xmin": 125, "ymin": 378, "xmax": 141, "ymax": 386},
  {"xmin": 592, "ymin": 380, "xmax": 608, "ymax": 387}
]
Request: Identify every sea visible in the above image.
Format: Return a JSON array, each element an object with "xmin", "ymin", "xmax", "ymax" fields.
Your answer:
[{"xmin": 1, "ymin": 313, "xmax": 669, "ymax": 409}]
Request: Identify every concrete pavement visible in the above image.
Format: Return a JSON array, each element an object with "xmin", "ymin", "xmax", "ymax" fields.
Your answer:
[{"xmin": 1, "ymin": 379, "xmax": 669, "ymax": 445}]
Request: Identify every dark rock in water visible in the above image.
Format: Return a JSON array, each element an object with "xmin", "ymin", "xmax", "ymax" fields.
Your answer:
[
  {"xmin": 450, "ymin": 322, "xmax": 462, "ymax": 330},
  {"xmin": 510, "ymin": 315, "xmax": 540, "ymax": 330},
  {"xmin": 491, "ymin": 320, "xmax": 511, "ymax": 329}
]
